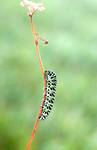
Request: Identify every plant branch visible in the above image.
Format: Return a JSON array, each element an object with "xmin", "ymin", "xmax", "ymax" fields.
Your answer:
[{"xmin": 26, "ymin": 16, "xmax": 46, "ymax": 150}]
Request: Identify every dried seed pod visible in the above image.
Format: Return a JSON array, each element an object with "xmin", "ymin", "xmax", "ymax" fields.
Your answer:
[{"xmin": 39, "ymin": 70, "xmax": 57, "ymax": 120}]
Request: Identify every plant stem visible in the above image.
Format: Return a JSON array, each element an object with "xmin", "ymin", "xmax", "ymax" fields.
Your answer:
[
  {"xmin": 30, "ymin": 16, "xmax": 44, "ymax": 77},
  {"xmin": 26, "ymin": 16, "xmax": 46, "ymax": 150}
]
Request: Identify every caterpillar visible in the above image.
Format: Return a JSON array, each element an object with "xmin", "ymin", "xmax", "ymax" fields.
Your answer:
[{"xmin": 39, "ymin": 70, "xmax": 57, "ymax": 120}]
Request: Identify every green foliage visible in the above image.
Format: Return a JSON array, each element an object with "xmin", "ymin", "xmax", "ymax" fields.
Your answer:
[{"xmin": 0, "ymin": 0, "xmax": 97, "ymax": 149}]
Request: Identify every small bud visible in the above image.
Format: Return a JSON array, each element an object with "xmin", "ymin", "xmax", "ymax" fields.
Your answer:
[
  {"xmin": 44, "ymin": 40, "xmax": 48, "ymax": 45},
  {"xmin": 35, "ymin": 39, "xmax": 38, "ymax": 45}
]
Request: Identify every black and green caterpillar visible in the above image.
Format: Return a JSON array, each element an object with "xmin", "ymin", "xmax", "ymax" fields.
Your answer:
[{"xmin": 39, "ymin": 70, "xmax": 57, "ymax": 120}]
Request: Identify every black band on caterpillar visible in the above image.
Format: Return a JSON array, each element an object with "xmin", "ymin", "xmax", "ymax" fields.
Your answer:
[{"xmin": 39, "ymin": 70, "xmax": 57, "ymax": 120}]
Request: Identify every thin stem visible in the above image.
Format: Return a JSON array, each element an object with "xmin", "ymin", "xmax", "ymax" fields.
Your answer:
[
  {"xmin": 26, "ymin": 117, "xmax": 39, "ymax": 150},
  {"xmin": 26, "ymin": 74, "xmax": 46, "ymax": 150},
  {"xmin": 26, "ymin": 16, "xmax": 46, "ymax": 150},
  {"xmin": 35, "ymin": 39, "xmax": 44, "ymax": 77},
  {"xmin": 30, "ymin": 16, "xmax": 44, "ymax": 78}
]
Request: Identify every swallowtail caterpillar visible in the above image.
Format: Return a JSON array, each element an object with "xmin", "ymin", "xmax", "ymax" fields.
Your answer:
[{"xmin": 39, "ymin": 70, "xmax": 57, "ymax": 120}]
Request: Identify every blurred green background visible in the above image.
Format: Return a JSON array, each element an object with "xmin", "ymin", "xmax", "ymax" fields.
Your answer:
[{"xmin": 0, "ymin": 0, "xmax": 97, "ymax": 149}]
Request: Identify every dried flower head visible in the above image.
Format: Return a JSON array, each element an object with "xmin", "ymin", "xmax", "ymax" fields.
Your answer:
[{"xmin": 20, "ymin": 0, "xmax": 45, "ymax": 16}]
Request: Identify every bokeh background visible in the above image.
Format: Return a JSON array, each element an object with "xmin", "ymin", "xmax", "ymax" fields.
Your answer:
[{"xmin": 0, "ymin": 0, "xmax": 97, "ymax": 149}]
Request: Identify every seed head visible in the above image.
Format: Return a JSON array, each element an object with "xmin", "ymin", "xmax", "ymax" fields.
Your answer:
[{"xmin": 20, "ymin": 0, "xmax": 45, "ymax": 16}]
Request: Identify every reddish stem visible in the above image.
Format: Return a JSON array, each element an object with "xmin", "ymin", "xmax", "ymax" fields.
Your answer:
[
  {"xmin": 26, "ymin": 74, "xmax": 46, "ymax": 150},
  {"xmin": 30, "ymin": 16, "xmax": 44, "ymax": 77},
  {"xmin": 26, "ymin": 16, "xmax": 46, "ymax": 150}
]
